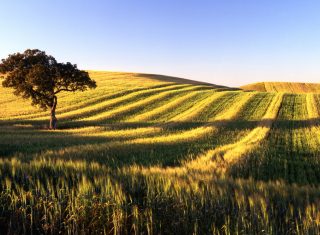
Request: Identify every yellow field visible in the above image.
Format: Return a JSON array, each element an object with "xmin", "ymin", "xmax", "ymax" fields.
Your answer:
[
  {"xmin": 241, "ymin": 81, "xmax": 320, "ymax": 93},
  {"xmin": 1, "ymin": 71, "xmax": 320, "ymax": 234}
]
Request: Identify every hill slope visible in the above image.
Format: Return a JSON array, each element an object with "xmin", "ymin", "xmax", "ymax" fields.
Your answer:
[
  {"xmin": 241, "ymin": 81, "xmax": 320, "ymax": 93},
  {"xmin": 0, "ymin": 71, "xmax": 320, "ymax": 234}
]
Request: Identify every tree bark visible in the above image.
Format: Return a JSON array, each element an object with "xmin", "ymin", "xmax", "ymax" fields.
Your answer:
[{"xmin": 50, "ymin": 96, "xmax": 57, "ymax": 129}]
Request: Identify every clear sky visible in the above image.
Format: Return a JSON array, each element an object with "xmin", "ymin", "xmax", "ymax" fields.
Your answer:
[{"xmin": 1, "ymin": 1, "xmax": 320, "ymax": 87}]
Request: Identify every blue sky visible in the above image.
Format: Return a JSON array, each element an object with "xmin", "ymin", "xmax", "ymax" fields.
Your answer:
[{"xmin": 1, "ymin": 1, "xmax": 320, "ymax": 87}]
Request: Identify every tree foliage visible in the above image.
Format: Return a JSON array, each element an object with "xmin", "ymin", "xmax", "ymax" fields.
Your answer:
[{"xmin": 0, "ymin": 49, "xmax": 96, "ymax": 109}]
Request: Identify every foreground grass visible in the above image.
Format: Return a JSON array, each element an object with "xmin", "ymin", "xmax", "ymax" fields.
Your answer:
[{"xmin": 0, "ymin": 72, "xmax": 320, "ymax": 234}]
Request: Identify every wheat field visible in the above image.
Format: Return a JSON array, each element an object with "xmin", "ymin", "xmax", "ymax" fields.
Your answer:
[
  {"xmin": 1, "ymin": 71, "xmax": 320, "ymax": 234},
  {"xmin": 241, "ymin": 81, "xmax": 320, "ymax": 93}
]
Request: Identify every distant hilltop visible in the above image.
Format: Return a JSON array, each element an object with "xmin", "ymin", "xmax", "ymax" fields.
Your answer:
[
  {"xmin": 241, "ymin": 82, "xmax": 320, "ymax": 93},
  {"xmin": 86, "ymin": 71, "xmax": 240, "ymax": 90}
]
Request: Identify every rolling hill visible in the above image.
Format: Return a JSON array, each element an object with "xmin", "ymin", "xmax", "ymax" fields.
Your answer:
[
  {"xmin": 1, "ymin": 71, "xmax": 320, "ymax": 234},
  {"xmin": 241, "ymin": 81, "xmax": 320, "ymax": 93}
]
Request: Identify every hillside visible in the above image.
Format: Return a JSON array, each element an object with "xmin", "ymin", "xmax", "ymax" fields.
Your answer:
[
  {"xmin": 1, "ymin": 71, "xmax": 320, "ymax": 234},
  {"xmin": 241, "ymin": 81, "xmax": 320, "ymax": 93}
]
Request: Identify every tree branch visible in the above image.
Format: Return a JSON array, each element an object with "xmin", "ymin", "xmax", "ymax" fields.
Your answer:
[{"xmin": 54, "ymin": 88, "xmax": 74, "ymax": 94}]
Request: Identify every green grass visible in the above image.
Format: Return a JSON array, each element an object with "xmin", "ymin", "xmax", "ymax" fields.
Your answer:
[{"xmin": 0, "ymin": 71, "xmax": 320, "ymax": 234}]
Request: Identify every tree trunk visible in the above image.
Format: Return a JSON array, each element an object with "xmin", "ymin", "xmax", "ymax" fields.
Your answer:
[{"xmin": 50, "ymin": 96, "xmax": 57, "ymax": 129}]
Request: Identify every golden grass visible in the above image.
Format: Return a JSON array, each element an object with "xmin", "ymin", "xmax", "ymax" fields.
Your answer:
[
  {"xmin": 306, "ymin": 94, "xmax": 320, "ymax": 149},
  {"xmin": 241, "ymin": 82, "xmax": 320, "ymax": 93},
  {"xmin": 170, "ymin": 91, "xmax": 227, "ymax": 122},
  {"xmin": 212, "ymin": 92, "xmax": 256, "ymax": 121},
  {"xmin": 1, "ymin": 71, "xmax": 320, "ymax": 234},
  {"xmin": 128, "ymin": 90, "xmax": 203, "ymax": 122},
  {"xmin": 80, "ymin": 84, "xmax": 193, "ymax": 121}
]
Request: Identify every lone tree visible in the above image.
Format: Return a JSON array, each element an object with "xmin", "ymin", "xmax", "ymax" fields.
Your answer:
[{"xmin": 0, "ymin": 49, "xmax": 96, "ymax": 129}]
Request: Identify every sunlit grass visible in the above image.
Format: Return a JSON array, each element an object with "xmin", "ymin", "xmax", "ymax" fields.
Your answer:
[
  {"xmin": 0, "ymin": 71, "xmax": 320, "ymax": 234},
  {"xmin": 241, "ymin": 81, "xmax": 320, "ymax": 93}
]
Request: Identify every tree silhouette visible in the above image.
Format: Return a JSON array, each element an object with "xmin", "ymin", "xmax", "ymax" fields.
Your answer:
[{"xmin": 0, "ymin": 49, "xmax": 96, "ymax": 129}]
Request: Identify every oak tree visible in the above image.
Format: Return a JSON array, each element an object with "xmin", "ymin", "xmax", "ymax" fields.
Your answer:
[{"xmin": 0, "ymin": 49, "xmax": 96, "ymax": 129}]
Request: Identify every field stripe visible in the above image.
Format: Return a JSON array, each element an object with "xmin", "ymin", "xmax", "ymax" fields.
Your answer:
[
  {"xmin": 5, "ymin": 84, "xmax": 175, "ymax": 120},
  {"xmin": 79, "ymin": 85, "xmax": 198, "ymax": 121},
  {"xmin": 306, "ymin": 94, "xmax": 320, "ymax": 148},
  {"xmin": 306, "ymin": 94, "xmax": 320, "ymax": 120},
  {"xmin": 1, "ymin": 90, "xmax": 264, "ymax": 164},
  {"xmin": 236, "ymin": 93, "xmax": 275, "ymax": 120},
  {"xmin": 128, "ymin": 92, "xmax": 201, "ymax": 122},
  {"xmin": 126, "ymin": 92, "xmax": 257, "ymax": 148},
  {"xmin": 169, "ymin": 91, "xmax": 228, "ymax": 122},
  {"xmin": 124, "ymin": 86, "xmax": 213, "ymax": 122},
  {"xmin": 69, "ymin": 126, "xmax": 164, "ymax": 139},
  {"xmin": 185, "ymin": 93, "xmax": 283, "ymax": 173},
  {"xmin": 27, "ymin": 84, "xmax": 191, "ymax": 121},
  {"xmin": 153, "ymin": 92, "xmax": 213, "ymax": 122},
  {"xmin": 212, "ymin": 92, "xmax": 257, "ymax": 121},
  {"xmin": 39, "ymin": 92, "xmax": 258, "ymax": 166},
  {"xmin": 129, "ymin": 92, "xmax": 256, "ymax": 146}
]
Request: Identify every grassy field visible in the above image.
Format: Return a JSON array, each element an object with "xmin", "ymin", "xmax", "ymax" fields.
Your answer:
[
  {"xmin": 241, "ymin": 81, "xmax": 320, "ymax": 93},
  {"xmin": 1, "ymin": 71, "xmax": 320, "ymax": 234}
]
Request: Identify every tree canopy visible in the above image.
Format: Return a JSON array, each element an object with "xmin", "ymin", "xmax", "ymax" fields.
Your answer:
[
  {"xmin": 0, "ymin": 49, "xmax": 96, "ymax": 109},
  {"xmin": 0, "ymin": 49, "xmax": 97, "ymax": 129}
]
